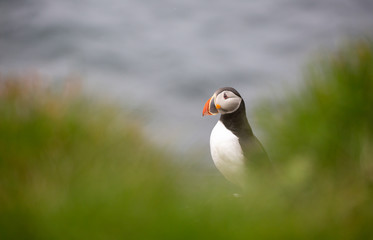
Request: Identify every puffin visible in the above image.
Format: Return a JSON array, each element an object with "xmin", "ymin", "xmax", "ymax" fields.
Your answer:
[{"xmin": 202, "ymin": 87, "xmax": 269, "ymax": 188}]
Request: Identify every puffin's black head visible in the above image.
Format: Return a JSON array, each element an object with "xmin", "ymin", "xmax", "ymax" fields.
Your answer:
[{"xmin": 202, "ymin": 87, "xmax": 243, "ymax": 116}]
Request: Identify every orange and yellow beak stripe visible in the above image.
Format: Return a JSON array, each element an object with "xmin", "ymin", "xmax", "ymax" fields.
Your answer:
[{"xmin": 202, "ymin": 95, "xmax": 219, "ymax": 116}]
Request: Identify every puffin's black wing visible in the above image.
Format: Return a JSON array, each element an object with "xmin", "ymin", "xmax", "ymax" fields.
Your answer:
[{"xmin": 239, "ymin": 135, "xmax": 270, "ymax": 169}]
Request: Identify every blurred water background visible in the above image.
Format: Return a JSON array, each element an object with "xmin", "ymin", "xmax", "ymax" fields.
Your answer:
[{"xmin": 1, "ymin": 0, "xmax": 373, "ymax": 157}]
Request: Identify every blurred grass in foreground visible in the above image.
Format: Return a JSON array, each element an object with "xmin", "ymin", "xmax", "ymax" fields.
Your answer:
[{"xmin": 1, "ymin": 40, "xmax": 373, "ymax": 239}]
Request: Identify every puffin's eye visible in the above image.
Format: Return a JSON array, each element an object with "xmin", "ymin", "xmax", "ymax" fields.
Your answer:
[{"xmin": 223, "ymin": 93, "xmax": 228, "ymax": 100}]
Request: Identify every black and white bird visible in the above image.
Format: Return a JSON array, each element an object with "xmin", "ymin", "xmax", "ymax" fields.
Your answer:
[{"xmin": 202, "ymin": 87, "xmax": 269, "ymax": 188}]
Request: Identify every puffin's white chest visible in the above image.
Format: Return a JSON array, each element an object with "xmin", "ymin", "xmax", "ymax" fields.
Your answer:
[{"xmin": 210, "ymin": 121, "xmax": 246, "ymax": 185}]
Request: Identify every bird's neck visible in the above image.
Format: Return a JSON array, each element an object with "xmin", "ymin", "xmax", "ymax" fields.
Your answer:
[{"xmin": 219, "ymin": 101, "xmax": 254, "ymax": 139}]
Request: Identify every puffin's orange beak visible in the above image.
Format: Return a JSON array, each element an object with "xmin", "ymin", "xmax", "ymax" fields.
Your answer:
[
  {"xmin": 202, "ymin": 97, "xmax": 213, "ymax": 116},
  {"xmin": 202, "ymin": 96, "xmax": 219, "ymax": 116}
]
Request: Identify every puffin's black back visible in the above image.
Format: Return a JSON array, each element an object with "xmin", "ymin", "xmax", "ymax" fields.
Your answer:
[{"xmin": 220, "ymin": 100, "xmax": 253, "ymax": 140}]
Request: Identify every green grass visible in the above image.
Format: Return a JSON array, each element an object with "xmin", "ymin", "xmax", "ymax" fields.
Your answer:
[{"xmin": 1, "ymin": 40, "xmax": 373, "ymax": 239}]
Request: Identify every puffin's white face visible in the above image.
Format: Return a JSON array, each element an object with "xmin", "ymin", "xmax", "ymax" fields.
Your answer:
[{"xmin": 202, "ymin": 88, "xmax": 242, "ymax": 116}]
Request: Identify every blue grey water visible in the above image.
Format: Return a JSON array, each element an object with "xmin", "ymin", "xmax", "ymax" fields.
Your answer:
[{"xmin": 1, "ymin": 0, "xmax": 373, "ymax": 162}]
